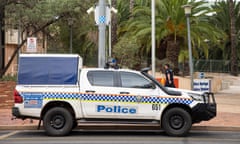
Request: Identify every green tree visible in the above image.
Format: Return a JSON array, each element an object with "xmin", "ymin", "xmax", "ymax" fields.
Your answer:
[
  {"xmin": 210, "ymin": 0, "xmax": 239, "ymax": 75},
  {"xmin": 113, "ymin": 0, "xmax": 150, "ymax": 69},
  {"xmin": 1, "ymin": 0, "xmax": 92, "ymax": 77},
  {"xmin": 114, "ymin": 36, "xmax": 144, "ymax": 69},
  {"xmin": 120, "ymin": 0, "xmax": 224, "ymax": 72}
]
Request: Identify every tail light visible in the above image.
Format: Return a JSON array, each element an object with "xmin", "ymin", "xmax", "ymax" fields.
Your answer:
[{"xmin": 14, "ymin": 89, "xmax": 23, "ymax": 103}]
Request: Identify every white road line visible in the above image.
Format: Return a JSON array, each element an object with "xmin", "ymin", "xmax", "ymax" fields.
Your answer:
[{"xmin": 0, "ymin": 131, "xmax": 19, "ymax": 140}]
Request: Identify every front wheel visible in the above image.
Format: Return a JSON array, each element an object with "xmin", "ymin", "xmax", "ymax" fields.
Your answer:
[
  {"xmin": 43, "ymin": 107, "xmax": 73, "ymax": 136},
  {"xmin": 162, "ymin": 107, "xmax": 192, "ymax": 136}
]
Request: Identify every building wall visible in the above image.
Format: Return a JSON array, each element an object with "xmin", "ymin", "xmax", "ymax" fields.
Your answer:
[
  {"xmin": 4, "ymin": 44, "xmax": 18, "ymax": 75},
  {"xmin": 0, "ymin": 81, "xmax": 16, "ymax": 109}
]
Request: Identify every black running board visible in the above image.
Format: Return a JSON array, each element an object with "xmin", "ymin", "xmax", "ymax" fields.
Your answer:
[{"xmin": 76, "ymin": 119, "xmax": 161, "ymax": 130}]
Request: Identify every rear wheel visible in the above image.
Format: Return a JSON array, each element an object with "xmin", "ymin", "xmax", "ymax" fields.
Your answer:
[
  {"xmin": 162, "ymin": 107, "xmax": 192, "ymax": 136},
  {"xmin": 43, "ymin": 107, "xmax": 73, "ymax": 136}
]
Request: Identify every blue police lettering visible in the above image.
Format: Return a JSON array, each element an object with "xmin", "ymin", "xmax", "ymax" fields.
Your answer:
[{"xmin": 97, "ymin": 105, "xmax": 136, "ymax": 114}]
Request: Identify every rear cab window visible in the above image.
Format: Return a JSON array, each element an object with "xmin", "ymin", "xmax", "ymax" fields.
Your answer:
[{"xmin": 87, "ymin": 71, "xmax": 115, "ymax": 87}]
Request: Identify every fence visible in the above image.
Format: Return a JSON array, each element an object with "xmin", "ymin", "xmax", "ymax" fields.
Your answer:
[{"xmin": 194, "ymin": 59, "xmax": 231, "ymax": 73}]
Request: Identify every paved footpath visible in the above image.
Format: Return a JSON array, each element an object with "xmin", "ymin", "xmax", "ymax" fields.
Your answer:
[
  {"xmin": 194, "ymin": 75, "xmax": 240, "ymax": 131},
  {"xmin": 0, "ymin": 76, "xmax": 240, "ymax": 131}
]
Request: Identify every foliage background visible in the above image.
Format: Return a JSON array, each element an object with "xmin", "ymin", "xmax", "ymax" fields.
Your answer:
[{"xmin": 1, "ymin": 0, "xmax": 239, "ymax": 75}]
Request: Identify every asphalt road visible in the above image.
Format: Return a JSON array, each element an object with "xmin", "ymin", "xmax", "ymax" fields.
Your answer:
[{"xmin": 0, "ymin": 130, "xmax": 239, "ymax": 144}]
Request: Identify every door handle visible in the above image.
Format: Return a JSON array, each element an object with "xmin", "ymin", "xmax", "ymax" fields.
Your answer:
[
  {"xmin": 120, "ymin": 92, "xmax": 130, "ymax": 94},
  {"xmin": 85, "ymin": 90, "xmax": 95, "ymax": 93}
]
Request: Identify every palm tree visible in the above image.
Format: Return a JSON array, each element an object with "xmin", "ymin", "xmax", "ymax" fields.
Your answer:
[
  {"xmin": 121, "ymin": 0, "xmax": 224, "ymax": 72},
  {"xmin": 210, "ymin": 0, "xmax": 239, "ymax": 74}
]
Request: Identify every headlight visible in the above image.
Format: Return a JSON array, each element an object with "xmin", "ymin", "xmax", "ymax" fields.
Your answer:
[{"xmin": 188, "ymin": 93, "xmax": 205, "ymax": 102}]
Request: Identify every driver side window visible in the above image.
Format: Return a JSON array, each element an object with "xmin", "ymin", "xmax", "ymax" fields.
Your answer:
[{"xmin": 120, "ymin": 72, "xmax": 154, "ymax": 89}]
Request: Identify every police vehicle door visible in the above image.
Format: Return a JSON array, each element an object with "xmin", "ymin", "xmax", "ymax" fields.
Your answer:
[
  {"xmin": 115, "ymin": 71, "xmax": 163, "ymax": 120},
  {"xmin": 80, "ymin": 70, "xmax": 120, "ymax": 118}
]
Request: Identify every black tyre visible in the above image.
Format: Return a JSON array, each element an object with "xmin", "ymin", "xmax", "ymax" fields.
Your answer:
[
  {"xmin": 162, "ymin": 107, "xmax": 192, "ymax": 136},
  {"xmin": 43, "ymin": 107, "xmax": 73, "ymax": 136},
  {"xmin": 72, "ymin": 120, "xmax": 78, "ymax": 129}
]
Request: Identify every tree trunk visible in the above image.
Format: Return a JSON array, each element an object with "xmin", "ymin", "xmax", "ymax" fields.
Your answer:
[
  {"xmin": 129, "ymin": 0, "xmax": 134, "ymax": 14},
  {"xmin": 229, "ymin": 0, "xmax": 238, "ymax": 76},
  {"xmin": 157, "ymin": 39, "xmax": 167, "ymax": 60},
  {"xmin": 166, "ymin": 40, "xmax": 180, "ymax": 74}
]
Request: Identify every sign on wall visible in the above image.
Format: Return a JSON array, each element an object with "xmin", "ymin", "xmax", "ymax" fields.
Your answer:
[
  {"xmin": 27, "ymin": 37, "xmax": 37, "ymax": 53},
  {"xmin": 193, "ymin": 79, "xmax": 211, "ymax": 92}
]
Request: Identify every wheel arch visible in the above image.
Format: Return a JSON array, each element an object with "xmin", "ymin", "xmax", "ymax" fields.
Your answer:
[
  {"xmin": 41, "ymin": 101, "xmax": 76, "ymax": 120},
  {"xmin": 161, "ymin": 103, "xmax": 192, "ymax": 127}
]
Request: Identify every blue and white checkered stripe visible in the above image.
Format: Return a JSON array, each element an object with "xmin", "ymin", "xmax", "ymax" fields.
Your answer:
[
  {"xmin": 43, "ymin": 92, "xmax": 79, "ymax": 100},
  {"xmin": 81, "ymin": 94, "xmax": 136, "ymax": 103},
  {"xmin": 141, "ymin": 97, "xmax": 193, "ymax": 105},
  {"xmin": 21, "ymin": 92, "xmax": 193, "ymax": 105}
]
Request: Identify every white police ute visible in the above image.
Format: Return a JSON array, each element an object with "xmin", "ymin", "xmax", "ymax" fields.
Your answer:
[{"xmin": 12, "ymin": 54, "xmax": 216, "ymax": 136}]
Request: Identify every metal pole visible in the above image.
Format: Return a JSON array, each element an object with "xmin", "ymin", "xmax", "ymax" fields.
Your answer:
[
  {"xmin": 98, "ymin": 0, "xmax": 106, "ymax": 68},
  {"xmin": 108, "ymin": 0, "xmax": 111, "ymax": 58},
  {"xmin": 70, "ymin": 24, "xmax": 73, "ymax": 54},
  {"xmin": 151, "ymin": 0, "xmax": 156, "ymax": 77},
  {"xmin": 186, "ymin": 15, "xmax": 193, "ymax": 90}
]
